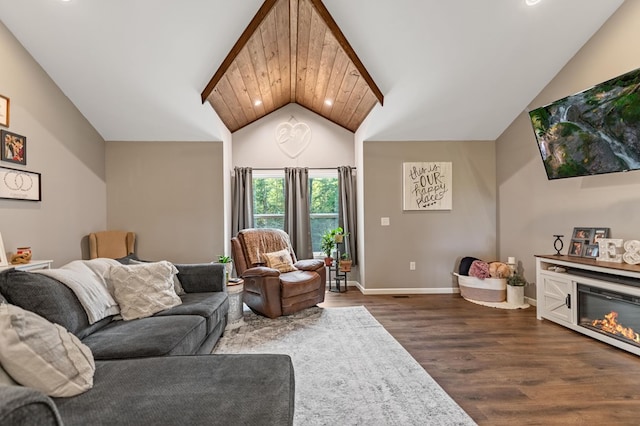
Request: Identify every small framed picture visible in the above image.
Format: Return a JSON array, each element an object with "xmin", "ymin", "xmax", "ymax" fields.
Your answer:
[
  {"xmin": 569, "ymin": 240, "xmax": 585, "ymax": 257},
  {"xmin": 1, "ymin": 130, "xmax": 26, "ymax": 165},
  {"xmin": 583, "ymin": 245, "xmax": 599, "ymax": 258},
  {"xmin": 0, "ymin": 95, "xmax": 9, "ymax": 127},
  {"xmin": 572, "ymin": 227, "xmax": 593, "ymax": 240},
  {"xmin": 592, "ymin": 228, "xmax": 610, "ymax": 244},
  {"xmin": 0, "ymin": 232, "xmax": 8, "ymax": 266}
]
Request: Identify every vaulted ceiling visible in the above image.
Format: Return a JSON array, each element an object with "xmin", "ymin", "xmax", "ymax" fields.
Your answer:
[
  {"xmin": 201, "ymin": 0, "xmax": 383, "ymax": 133},
  {"xmin": 0, "ymin": 1, "xmax": 625, "ymax": 142}
]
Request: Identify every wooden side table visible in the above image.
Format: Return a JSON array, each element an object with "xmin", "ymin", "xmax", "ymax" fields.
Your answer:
[{"xmin": 226, "ymin": 279, "xmax": 245, "ymax": 330}]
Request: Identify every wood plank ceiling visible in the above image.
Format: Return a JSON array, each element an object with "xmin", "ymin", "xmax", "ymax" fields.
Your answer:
[{"xmin": 201, "ymin": 0, "xmax": 383, "ymax": 133}]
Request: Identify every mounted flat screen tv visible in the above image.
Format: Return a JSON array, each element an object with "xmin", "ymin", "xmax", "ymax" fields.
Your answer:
[{"xmin": 529, "ymin": 67, "xmax": 640, "ymax": 180}]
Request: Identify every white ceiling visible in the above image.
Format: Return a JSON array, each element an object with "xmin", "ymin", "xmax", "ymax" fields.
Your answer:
[{"xmin": 0, "ymin": 0, "xmax": 624, "ymax": 142}]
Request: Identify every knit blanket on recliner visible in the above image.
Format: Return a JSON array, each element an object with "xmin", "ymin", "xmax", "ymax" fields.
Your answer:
[{"xmin": 240, "ymin": 229, "xmax": 293, "ymax": 266}]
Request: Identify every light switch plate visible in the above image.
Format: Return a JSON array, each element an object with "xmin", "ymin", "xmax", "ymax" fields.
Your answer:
[{"xmin": 381, "ymin": 217, "xmax": 390, "ymax": 226}]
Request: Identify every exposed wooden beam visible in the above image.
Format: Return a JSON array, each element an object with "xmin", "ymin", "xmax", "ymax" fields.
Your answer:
[{"xmin": 289, "ymin": 0, "xmax": 298, "ymax": 102}]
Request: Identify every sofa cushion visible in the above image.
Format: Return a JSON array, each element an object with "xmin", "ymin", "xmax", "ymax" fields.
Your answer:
[
  {"xmin": 155, "ymin": 292, "xmax": 229, "ymax": 334},
  {"xmin": 81, "ymin": 315, "xmax": 207, "ymax": 360},
  {"xmin": 280, "ymin": 270, "xmax": 321, "ymax": 298},
  {"xmin": 108, "ymin": 261, "xmax": 182, "ymax": 321},
  {"xmin": 0, "ymin": 304, "xmax": 95, "ymax": 397},
  {"xmin": 53, "ymin": 355, "xmax": 295, "ymax": 426},
  {"xmin": 174, "ymin": 263, "xmax": 226, "ymax": 293},
  {"xmin": 0, "ymin": 270, "xmax": 109, "ymax": 339}
]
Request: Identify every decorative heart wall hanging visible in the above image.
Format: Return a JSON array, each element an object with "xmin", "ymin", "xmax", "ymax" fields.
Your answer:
[{"xmin": 275, "ymin": 121, "xmax": 311, "ymax": 159}]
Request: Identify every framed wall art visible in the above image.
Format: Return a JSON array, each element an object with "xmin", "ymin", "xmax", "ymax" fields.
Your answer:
[
  {"xmin": 1, "ymin": 130, "xmax": 26, "ymax": 165},
  {"xmin": 0, "ymin": 166, "xmax": 41, "ymax": 201},
  {"xmin": 0, "ymin": 95, "xmax": 8, "ymax": 127},
  {"xmin": 0, "ymin": 232, "xmax": 8, "ymax": 267},
  {"xmin": 402, "ymin": 162, "xmax": 452, "ymax": 211}
]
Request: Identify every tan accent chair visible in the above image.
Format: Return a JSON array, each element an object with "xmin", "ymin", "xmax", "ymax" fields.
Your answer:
[
  {"xmin": 231, "ymin": 228, "xmax": 326, "ymax": 319},
  {"xmin": 89, "ymin": 231, "xmax": 136, "ymax": 259}
]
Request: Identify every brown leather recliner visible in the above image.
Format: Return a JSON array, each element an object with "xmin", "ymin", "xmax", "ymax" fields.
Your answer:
[{"xmin": 231, "ymin": 228, "xmax": 326, "ymax": 319}]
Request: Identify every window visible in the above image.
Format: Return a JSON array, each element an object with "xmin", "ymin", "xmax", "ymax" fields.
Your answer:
[
  {"xmin": 253, "ymin": 173, "xmax": 285, "ymax": 229},
  {"xmin": 252, "ymin": 170, "xmax": 339, "ymax": 254}
]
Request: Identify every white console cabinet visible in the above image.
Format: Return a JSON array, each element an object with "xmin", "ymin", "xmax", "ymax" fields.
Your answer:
[{"xmin": 536, "ymin": 255, "xmax": 640, "ymax": 356}]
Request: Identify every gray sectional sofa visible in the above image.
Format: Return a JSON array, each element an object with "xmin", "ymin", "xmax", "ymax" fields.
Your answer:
[{"xmin": 0, "ymin": 261, "xmax": 295, "ymax": 425}]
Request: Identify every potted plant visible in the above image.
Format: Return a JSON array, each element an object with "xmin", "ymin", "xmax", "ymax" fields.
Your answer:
[
  {"xmin": 339, "ymin": 252, "xmax": 352, "ymax": 272},
  {"xmin": 321, "ymin": 231, "xmax": 335, "ymax": 266},
  {"xmin": 331, "ymin": 226, "xmax": 345, "ymax": 243},
  {"xmin": 507, "ymin": 273, "xmax": 527, "ymax": 306},
  {"xmin": 218, "ymin": 255, "xmax": 233, "ymax": 281}
]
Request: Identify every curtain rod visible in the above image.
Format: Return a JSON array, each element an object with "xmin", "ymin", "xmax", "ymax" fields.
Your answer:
[{"xmin": 245, "ymin": 167, "xmax": 356, "ymax": 171}]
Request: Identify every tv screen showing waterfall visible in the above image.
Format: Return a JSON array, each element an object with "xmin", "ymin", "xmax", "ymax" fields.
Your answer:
[{"xmin": 528, "ymin": 67, "xmax": 640, "ymax": 180}]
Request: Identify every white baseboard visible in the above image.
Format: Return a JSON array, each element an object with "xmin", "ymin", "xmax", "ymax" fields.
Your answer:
[
  {"xmin": 355, "ymin": 283, "xmax": 461, "ymax": 295},
  {"xmin": 326, "ymin": 282, "xmax": 538, "ymax": 303}
]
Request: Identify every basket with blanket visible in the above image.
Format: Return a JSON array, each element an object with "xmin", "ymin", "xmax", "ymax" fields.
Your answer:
[{"xmin": 454, "ymin": 256, "xmax": 510, "ymax": 303}]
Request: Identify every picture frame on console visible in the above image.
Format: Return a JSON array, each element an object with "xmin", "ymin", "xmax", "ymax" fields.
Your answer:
[
  {"xmin": 583, "ymin": 245, "xmax": 599, "ymax": 258},
  {"xmin": 569, "ymin": 227, "xmax": 610, "ymax": 258},
  {"xmin": 572, "ymin": 228, "xmax": 593, "ymax": 240},
  {"xmin": 593, "ymin": 228, "xmax": 610, "ymax": 244},
  {"xmin": 569, "ymin": 240, "xmax": 584, "ymax": 257}
]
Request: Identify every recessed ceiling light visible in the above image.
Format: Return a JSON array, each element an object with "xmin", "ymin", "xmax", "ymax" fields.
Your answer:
[
  {"xmin": 324, "ymin": 99, "xmax": 333, "ymax": 106},
  {"xmin": 254, "ymin": 100, "xmax": 262, "ymax": 106},
  {"xmin": 525, "ymin": 0, "xmax": 541, "ymax": 5}
]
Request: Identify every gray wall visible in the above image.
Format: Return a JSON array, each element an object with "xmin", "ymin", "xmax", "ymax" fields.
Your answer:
[
  {"xmin": 363, "ymin": 141, "xmax": 496, "ymax": 292},
  {"xmin": 496, "ymin": 0, "xmax": 640, "ymax": 299},
  {"xmin": 106, "ymin": 141, "xmax": 224, "ymax": 263},
  {"xmin": 0, "ymin": 21, "xmax": 106, "ymax": 266}
]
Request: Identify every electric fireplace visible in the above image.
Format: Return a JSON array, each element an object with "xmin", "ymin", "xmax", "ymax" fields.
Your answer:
[{"xmin": 578, "ymin": 284, "xmax": 640, "ymax": 348}]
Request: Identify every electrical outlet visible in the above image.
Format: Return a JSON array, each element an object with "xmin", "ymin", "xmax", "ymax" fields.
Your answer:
[
  {"xmin": 381, "ymin": 217, "xmax": 390, "ymax": 226},
  {"xmin": 409, "ymin": 261, "xmax": 416, "ymax": 270}
]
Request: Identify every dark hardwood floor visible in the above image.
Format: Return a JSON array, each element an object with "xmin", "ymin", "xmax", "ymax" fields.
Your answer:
[{"xmin": 319, "ymin": 290, "xmax": 640, "ymax": 425}]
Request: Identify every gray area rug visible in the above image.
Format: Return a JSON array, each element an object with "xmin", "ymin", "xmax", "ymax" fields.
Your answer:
[{"xmin": 213, "ymin": 306, "xmax": 476, "ymax": 426}]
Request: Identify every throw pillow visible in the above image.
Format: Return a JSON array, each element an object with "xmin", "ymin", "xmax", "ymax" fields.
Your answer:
[
  {"xmin": 130, "ymin": 259, "xmax": 185, "ymax": 295},
  {"xmin": 0, "ymin": 303, "xmax": 95, "ymax": 397},
  {"xmin": 0, "ymin": 363, "xmax": 18, "ymax": 386},
  {"xmin": 108, "ymin": 261, "xmax": 182, "ymax": 321},
  {"xmin": 262, "ymin": 249, "xmax": 297, "ymax": 273}
]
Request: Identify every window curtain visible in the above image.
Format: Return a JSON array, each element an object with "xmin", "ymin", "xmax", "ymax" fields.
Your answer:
[
  {"xmin": 232, "ymin": 167, "xmax": 253, "ymax": 237},
  {"xmin": 338, "ymin": 166, "xmax": 358, "ymax": 265},
  {"xmin": 284, "ymin": 167, "xmax": 312, "ymax": 259}
]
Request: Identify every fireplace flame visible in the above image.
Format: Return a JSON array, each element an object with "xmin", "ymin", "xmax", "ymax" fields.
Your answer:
[{"xmin": 591, "ymin": 311, "xmax": 640, "ymax": 344}]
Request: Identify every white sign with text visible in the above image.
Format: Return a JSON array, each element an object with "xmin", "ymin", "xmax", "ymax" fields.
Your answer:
[{"xmin": 402, "ymin": 162, "xmax": 452, "ymax": 211}]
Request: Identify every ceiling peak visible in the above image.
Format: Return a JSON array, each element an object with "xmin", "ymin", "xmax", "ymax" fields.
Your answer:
[{"xmin": 201, "ymin": 0, "xmax": 383, "ymax": 133}]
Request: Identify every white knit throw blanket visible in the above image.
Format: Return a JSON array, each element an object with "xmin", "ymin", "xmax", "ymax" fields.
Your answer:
[{"xmin": 36, "ymin": 258, "xmax": 121, "ymax": 324}]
